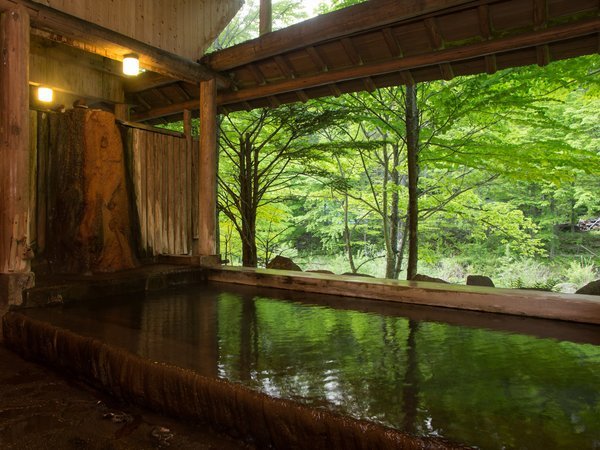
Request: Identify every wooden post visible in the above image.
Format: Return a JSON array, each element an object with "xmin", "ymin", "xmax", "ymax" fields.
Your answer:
[
  {"xmin": 260, "ymin": 0, "xmax": 272, "ymax": 35},
  {"xmin": 114, "ymin": 103, "xmax": 130, "ymax": 121},
  {"xmin": 196, "ymin": 78, "xmax": 218, "ymax": 261},
  {"xmin": 0, "ymin": 5, "xmax": 34, "ymax": 306}
]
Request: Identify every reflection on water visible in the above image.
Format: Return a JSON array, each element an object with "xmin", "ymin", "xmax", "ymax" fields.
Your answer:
[{"xmin": 27, "ymin": 283, "xmax": 600, "ymax": 449}]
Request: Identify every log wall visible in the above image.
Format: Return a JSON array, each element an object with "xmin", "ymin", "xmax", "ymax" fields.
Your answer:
[{"xmin": 126, "ymin": 126, "xmax": 197, "ymax": 257}]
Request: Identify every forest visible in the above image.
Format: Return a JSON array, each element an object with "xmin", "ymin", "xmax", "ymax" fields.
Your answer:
[{"xmin": 173, "ymin": 0, "xmax": 600, "ymax": 291}]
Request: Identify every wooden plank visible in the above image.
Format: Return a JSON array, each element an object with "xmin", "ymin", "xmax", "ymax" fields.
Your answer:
[
  {"xmin": 183, "ymin": 110, "xmax": 192, "ymax": 255},
  {"xmin": 191, "ymin": 136, "xmax": 199, "ymax": 242},
  {"xmin": 174, "ymin": 138, "xmax": 182, "ymax": 255},
  {"xmin": 36, "ymin": 112, "xmax": 48, "ymax": 254},
  {"xmin": 162, "ymin": 134, "xmax": 168, "ymax": 254},
  {"xmin": 118, "ymin": 120, "xmax": 184, "ymax": 138},
  {"xmin": 204, "ymin": 267, "xmax": 600, "ymax": 326},
  {"xmin": 0, "ymin": 0, "xmax": 229, "ymax": 86},
  {"xmin": 216, "ymin": 18, "xmax": 600, "ymax": 106},
  {"xmin": 0, "ymin": 5, "xmax": 31, "ymax": 273},
  {"xmin": 146, "ymin": 130, "xmax": 155, "ymax": 255},
  {"xmin": 168, "ymin": 136, "xmax": 176, "ymax": 254},
  {"xmin": 28, "ymin": 111, "xmax": 37, "ymax": 250},
  {"xmin": 201, "ymin": 0, "xmax": 486, "ymax": 71},
  {"xmin": 197, "ymin": 78, "xmax": 217, "ymax": 256},
  {"xmin": 132, "ymin": 130, "xmax": 146, "ymax": 256}
]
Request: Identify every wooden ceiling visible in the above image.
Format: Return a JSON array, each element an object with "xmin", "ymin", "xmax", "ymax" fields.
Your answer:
[{"xmin": 130, "ymin": 0, "xmax": 600, "ymax": 124}]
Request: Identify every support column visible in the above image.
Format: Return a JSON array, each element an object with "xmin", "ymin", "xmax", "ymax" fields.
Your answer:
[
  {"xmin": 114, "ymin": 103, "xmax": 130, "ymax": 121},
  {"xmin": 0, "ymin": 5, "xmax": 35, "ymax": 309},
  {"xmin": 196, "ymin": 78, "xmax": 219, "ymax": 264},
  {"xmin": 260, "ymin": 0, "xmax": 272, "ymax": 35}
]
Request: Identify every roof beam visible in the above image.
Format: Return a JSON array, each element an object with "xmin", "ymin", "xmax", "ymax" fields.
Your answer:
[
  {"xmin": 0, "ymin": 0, "xmax": 228, "ymax": 87},
  {"xmin": 217, "ymin": 18, "xmax": 599, "ymax": 106},
  {"xmin": 201, "ymin": 0, "xmax": 490, "ymax": 71},
  {"xmin": 134, "ymin": 17, "xmax": 599, "ymax": 121}
]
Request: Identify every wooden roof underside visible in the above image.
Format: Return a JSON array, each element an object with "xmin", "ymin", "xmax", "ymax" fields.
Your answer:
[{"xmin": 128, "ymin": 0, "xmax": 599, "ymax": 123}]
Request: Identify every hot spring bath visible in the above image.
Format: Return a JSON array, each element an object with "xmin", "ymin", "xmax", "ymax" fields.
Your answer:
[{"xmin": 3, "ymin": 282, "xmax": 600, "ymax": 449}]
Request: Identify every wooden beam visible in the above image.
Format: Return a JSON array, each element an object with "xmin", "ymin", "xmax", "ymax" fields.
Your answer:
[
  {"xmin": 329, "ymin": 83, "xmax": 342, "ymax": 97},
  {"xmin": 217, "ymin": 18, "xmax": 600, "ymax": 106},
  {"xmin": 247, "ymin": 63, "xmax": 267, "ymax": 85},
  {"xmin": 267, "ymin": 95, "xmax": 281, "ymax": 108},
  {"xmin": 296, "ymin": 90, "xmax": 310, "ymax": 103},
  {"xmin": 306, "ymin": 46, "xmax": 328, "ymax": 72},
  {"xmin": 363, "ymin": 77, "xmax": 377, "ymax": 92},
  {"xmin": 123, "ymin": 72, "xmax": 176, "ymax": 94},
  {"xmin": 533, "ymin": 0, "xmax": 548, "ymax": 29},
  {"xmin": 424, "ymin": 18, "xmax": 444, "ymax": 49},
  {"xmin": 132, "ymin": 98, "xmax": 199, "ymax": 122},
  {"xmin": 260, "ymin": 0, "xmax": 272, "ymax": 35},
  {"xmin": 117, "ymin": 120, "xmax": 185, "ymax": 138},
  {"xmin": 381, "ymin": 28, "xmax": 402, "ymax": 57},
  {"xmin": 478, "ymin": 5, "xmax": 492, "ymax": 39},
  {"xmin": 274, "ymin": 54, "xmax": 296, "ymax": 79},
  {"xmin": 201, "ymin": 0, "xmax": 488, "ymax": 71},
  {"xmin": 340, "ymin": 37, "xmax": 363, "ymax": 66},
  {"xmin": 0, "ymin": 5, "xmax": 31, "ymax": 274},
  {"xmin": 0, "ymin": 0, "xmax": 228, "ymax": 87},
  {"xmin": 484, "ymin": 54, "xmax": 497, "ymax": 74},
  {"xmin": 536, "ymin": 44, "xmax": 551, "ymax": 66},
  {"xmin": 196, "ymin": 78, "xmax": 218, "ymax": 256}
]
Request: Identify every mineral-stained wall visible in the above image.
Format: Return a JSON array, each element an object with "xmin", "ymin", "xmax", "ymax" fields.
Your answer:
[{"xmin": 47, "ymin": 108, "xmax": 137, "ymax": 273}]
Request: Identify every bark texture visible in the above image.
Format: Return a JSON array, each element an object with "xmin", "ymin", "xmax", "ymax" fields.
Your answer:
[{"xmin": 48, "ymin": 109, "xmax": 137, "ymax": 273}]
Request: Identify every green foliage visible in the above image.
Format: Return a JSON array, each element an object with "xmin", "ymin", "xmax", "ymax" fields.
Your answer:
[{"xmin": 215, "ymin": 54, "xmax": 599, "ymax": 280}]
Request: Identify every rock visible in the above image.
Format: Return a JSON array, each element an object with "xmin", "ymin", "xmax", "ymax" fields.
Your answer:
[
  {"xmin": 306, "ymin": 269, "xmax": 335, "ymax": 274},
  {"xmin": 466, "ymin": 275, "xmax": 495, "ymax": 287},
  {"xmin": 412, "ymin": 274, "xmax": 449, "ymax": 284},
  {"xmin": 576, "ymin": 280, "xmax": 600, "ymax": 296},
  {"xmin": 341, "ymin": 272, "xmax": 374, "ymax": 278},
  {"xmin": 553, "ymin": 282, "xmax": 578, "ymax": 294},
  {"xmin": 266, "ymin": 256, "xmax": 302, "ymax": 272}
]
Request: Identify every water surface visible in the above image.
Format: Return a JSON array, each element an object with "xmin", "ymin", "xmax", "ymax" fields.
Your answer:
[{"xmin": 25, "ymin": 283, "xmax": 600, "ymax": 449}]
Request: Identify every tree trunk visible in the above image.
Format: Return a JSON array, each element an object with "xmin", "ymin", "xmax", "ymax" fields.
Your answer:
[
  {"xmin": 335, "ymin": 155, "xmax": 357, "ymax": 273},
  {"xmin": 387, "ymin": 143, "xmax": 400, "ymax": 279},
  {"xmin": 406, "ymin": 84, "xmax": 420, "ymax": 280},
  {"xmin": 238, "ymin": 134, "xmax": 257, "ymax": 267}
]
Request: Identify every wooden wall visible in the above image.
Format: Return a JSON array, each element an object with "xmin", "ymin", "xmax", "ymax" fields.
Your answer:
[
  {"xmin": 30, "ymin": 36, "xmax": 124, "ymax": 105},
  {"xmin": 31, "ymin": 0, "xmax": 243, "ymax": 59},
  {"xmin": 31, "ymin": 111, "xmax": 198, "ymax": 267},
  {"xmin": 127, "ymin": 126, "xmax": 197, "ymax": 257}
]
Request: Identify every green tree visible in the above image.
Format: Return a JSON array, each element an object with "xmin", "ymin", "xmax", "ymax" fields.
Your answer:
[{"xmin": 218, "ymin": 104, "xmax": 339, "ymax": 267}]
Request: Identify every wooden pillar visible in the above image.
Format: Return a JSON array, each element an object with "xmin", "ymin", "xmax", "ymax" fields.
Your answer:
[
  {"xmin": 0, "ymin": 5, "xmax": 34, "ymax": 306},
  {"xmin": 196, "ymin": 78, "xmax": 218, "ymax": 260},
  {"xmin": 260, "ymin": 0, "xmax": 272, "ymax": 35},
  {"xmin": 114, "ymin": 103, "xmax": 130, "ymax": 121}
]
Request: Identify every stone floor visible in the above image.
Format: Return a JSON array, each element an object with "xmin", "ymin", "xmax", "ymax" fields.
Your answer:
[{"xmin": 0, "ymin": 344, "xmax": 250, "ymax": 450}]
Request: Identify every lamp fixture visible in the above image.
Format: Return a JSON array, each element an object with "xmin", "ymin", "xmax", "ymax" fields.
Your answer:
[
  {"xmin": 122, "ymin": 54, "xmax": 140, "ymax": 76},
  {"xmin": 37, "ymin": 86, "xmax": 53, "ymax": 103}
]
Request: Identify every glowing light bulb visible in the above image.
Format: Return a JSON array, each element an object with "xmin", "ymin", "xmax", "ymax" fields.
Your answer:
[
  {"xmin": 123, "ymin": 54, "xmax": 140, "ymax": 76},
  {"xmin": 38, "ymin": 87, "xmax": 53, "ymax": 103}
]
